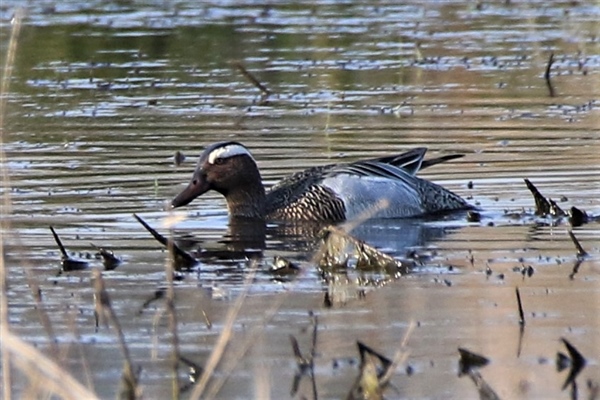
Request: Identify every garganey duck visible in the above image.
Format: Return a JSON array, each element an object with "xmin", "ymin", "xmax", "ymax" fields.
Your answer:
[{"xmin": 171, "ymin": 141, "xmax": 471, "ymax": 221}]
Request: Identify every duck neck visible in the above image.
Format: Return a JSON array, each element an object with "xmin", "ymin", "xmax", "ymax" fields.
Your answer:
[{"xmin": 224, "ymin": 178, "xmax": 267, "ymax": 219}]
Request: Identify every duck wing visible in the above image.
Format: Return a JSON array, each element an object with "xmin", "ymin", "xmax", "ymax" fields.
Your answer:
[
  {"xmin": 265, "ymin": 148, "xmax": 466, "ymax": 221},
  {"xmin": 364, "ymin": 147, "xmax": 427, "ymax": 175},
  {"xmin": 266, "ymin": 164, "xmax": 345, "ymax": 220}
]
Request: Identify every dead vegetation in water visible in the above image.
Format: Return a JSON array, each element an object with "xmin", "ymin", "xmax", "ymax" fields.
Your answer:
[
  {"xmin": 289, "ymin": 314, "xmax": 318, "ymax": 398},
  {"xmin": 231, "ymin": 60, "xmax": 271, "ymax": 104},
  {"xmin": 458, "ymin": 348, "xmax": 500, "ymax": 400},
  {"xmin": 92, "ymin": 269, "xmax": 141, "ymax": 399},
  {"xmin": 49, "ymin": 226, "xmax": 90, "ymax": 272},
  {"xmin": 133, "ymin": 213, "xmax": 198, "ymax": 271},
  {"xmin": 523, "ymin": 178, "xmax": 591, "ymax": 226},
  {"xmin": 1, "ymin": 7, "xmax": 598, "ymax": 400},
  {"xmin": 316, "ymin": 225, "xmax": 410, "ymax": 274}
]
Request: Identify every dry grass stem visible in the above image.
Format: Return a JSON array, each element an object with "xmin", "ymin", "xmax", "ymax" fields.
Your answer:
[
  {"xmin": 342, "ymin": 198, "xmax": 390, "ymax": 234},
  {"xmin": 24, "ymin": 268, "xmax": 59, "ymax": 357},
  {"xmin": 203, "ymin": 286, "xmax": 292, "ymax": 399},
  {"xmin": 188, "ymin": 260, "xmax": 260, "ymax": 400},
  {"xmin": 1, "ymin": 9, "xmax": 24, "ymax": 400},
  {"xmin": 379, "ymin": 319, "xmax": 416, "ymax": 385},
  {"xmin": 92, "ymin": 269, "xmax": 139, "ymax": 398},
  {"xmin": 166, "ymin": 237, "xmax": 181, "ymax": 399},
  {"xmin": 3, "ymin": 330, "xmax": 99, "ymax": 400}
]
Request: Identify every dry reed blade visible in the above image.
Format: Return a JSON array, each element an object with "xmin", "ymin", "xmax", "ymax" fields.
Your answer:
[
  {"xmin": 379, "ymin": 319, "xmax": 416, "ymax": 386},
  {"xmin": 50, "ymin": 226, "xmax": 70, "ymax": 258},
  {"xmin": 188, "ymin": 260, "xmax": 260, "ymax": 399},
  {"xmin": 92, "ymin": 269, "xmax": 139, "ymax": 398},
  {"xmin": 203, "ymin": 281, "xmax": 292, "ymax": 399},
  {"xmin": 166, "ymin": 232, "xmax": 181, "ymax": 399},
  {"xmin": 23, "ymin": 270, "xmax": 59, "ymax": 357},
  {"xmin": 1, "ymin": 9, "xmax": 24, "ymax": 400},
  {"xmin": 3, "ymin": 330, "xmax": 99, "ymax": 400},
  {"xmin": 203, "ymin": 263, "xmax": 315, "ymax": 399}
]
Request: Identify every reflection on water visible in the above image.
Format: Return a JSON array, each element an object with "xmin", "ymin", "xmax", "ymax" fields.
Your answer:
[{"xmin": 2, "ymin": 0, "xmax": 599, "ymax": 398}]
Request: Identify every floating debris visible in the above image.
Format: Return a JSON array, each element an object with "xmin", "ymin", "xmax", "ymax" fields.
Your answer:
[
  {"xmin": 179, "ymin": 355, "xmax": 204, "ymax": 393},
  {"xmin": 139, "ymin": 288, "xmax": 166, "ymax": 313},
  {"xmin": 524, "ymin": 179, "xmax": 564, "ymax": 217},
  {"xmin": 347, "ymin": 342, "xmax": 394, "ymax": 400},
  {"xmin": 270, "ymin": 255, "xmax": 301, "ymax": 276},
  {"xmin": 559, "ymin": 338, "xmax": 586, "ymax": 392},
  {"xmin": 458, "ymin": 348, "xmax": 490, "ymax": 377},
  {"xmin": 174, "ymin": 150, "xmax": 186, "ymax": 166},
  {"xmin": 568, "ymin": 206, "xmax": 588, "ymax": 227},
  {"xmin": 556, "ymin": 352, "xmax": 571, "ymax": 372},
  {"xmin": 466, "ymin": 210, "xmax": 481, "ymax": 223},
  {"xmin": 316, "ymin": 226, "xmax": 409, "ymax": 275},
  {"xmin": 458, "ymin": 348, "xmax": 500, "ymax": 400},
  {"xmin": 91, "ymin": 243, "xmax": 121, "ymax": 271},
  {"xmin": 49, "ymin": 226, "xmax": 89, "ymax": 272},
  {"xmin": 133, "ymin": 214, "xmax": 197, "ymax": 271}
]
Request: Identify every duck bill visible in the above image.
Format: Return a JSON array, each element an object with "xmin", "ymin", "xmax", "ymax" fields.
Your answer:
[{"xmin": 171, "ymin": 171, "xmax": 210, "ymax": 208}]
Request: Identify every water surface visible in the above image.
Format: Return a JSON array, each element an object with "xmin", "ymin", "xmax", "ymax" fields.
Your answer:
[{"xmin": 2, "ymin": 1, "xmax": 599, "ymax": 398}]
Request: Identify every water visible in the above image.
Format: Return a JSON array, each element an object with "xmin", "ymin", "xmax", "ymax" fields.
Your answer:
[{"xmin": 2, "ymin": 1, "xmax": 599, "ymax": 398}]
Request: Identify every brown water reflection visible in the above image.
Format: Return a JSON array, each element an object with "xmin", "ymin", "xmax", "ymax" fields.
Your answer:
[{"xmin": 2, "ymin": 1, "xmax": 599, "ymax": 398}]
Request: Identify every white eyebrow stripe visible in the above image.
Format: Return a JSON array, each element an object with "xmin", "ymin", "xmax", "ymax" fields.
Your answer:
[{"xmin": 208, "ymin": 144, "xmax": 252, "ymax": 164}]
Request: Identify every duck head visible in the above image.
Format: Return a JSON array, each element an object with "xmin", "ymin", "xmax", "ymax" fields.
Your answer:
[{"xmin": 171, "ymin": 141, "xmax": 266, "ymax": 218}]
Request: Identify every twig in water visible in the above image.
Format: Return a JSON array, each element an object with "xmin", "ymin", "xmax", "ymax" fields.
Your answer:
[
  {"xmin": 50, "ymin": 226, "xmax": 69, "ymax": 259},
  {"xmin": 567, "ymin": 230, "xmax": 587, "ymax": 258},
  {"xmin": 289, "ymin": 314, "xmax": 319, "ymax": 398},
  {"xmin": 515, "ymin": 287, "xmax": 525, "ymax": 326},
  {"xmin": 468, "ymin": 371, "xmax": 502, "ymax": 400},
  {"xmin": 231, "ymin": 60, "xmax": 271, "ymax": 98},
  {"xmin": 545, "ymin": 52, "xmax": 555, "ymax": 97},
  {"xmin": 515, "ymin": 287, "xmax": 526, "ymax": 357},
  {"xmin": 133, "ymin": 213, "xmax": 197, "ymax": 270},
  {"xmin": 140, "ymin": 288, "xmax": 166, "ymax": 312},
  {"xmin": 569, "ymin": 259, "xmax": 582, "ymax": 280},
  {"xmin": 49, "ymin": 227, "xmax": 89, "ymax": 271}
]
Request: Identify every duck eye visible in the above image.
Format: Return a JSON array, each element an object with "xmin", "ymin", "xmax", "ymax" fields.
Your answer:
[{"xmin": 214, "ymin": 157, "xmax": 225, "ymax": 165}]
